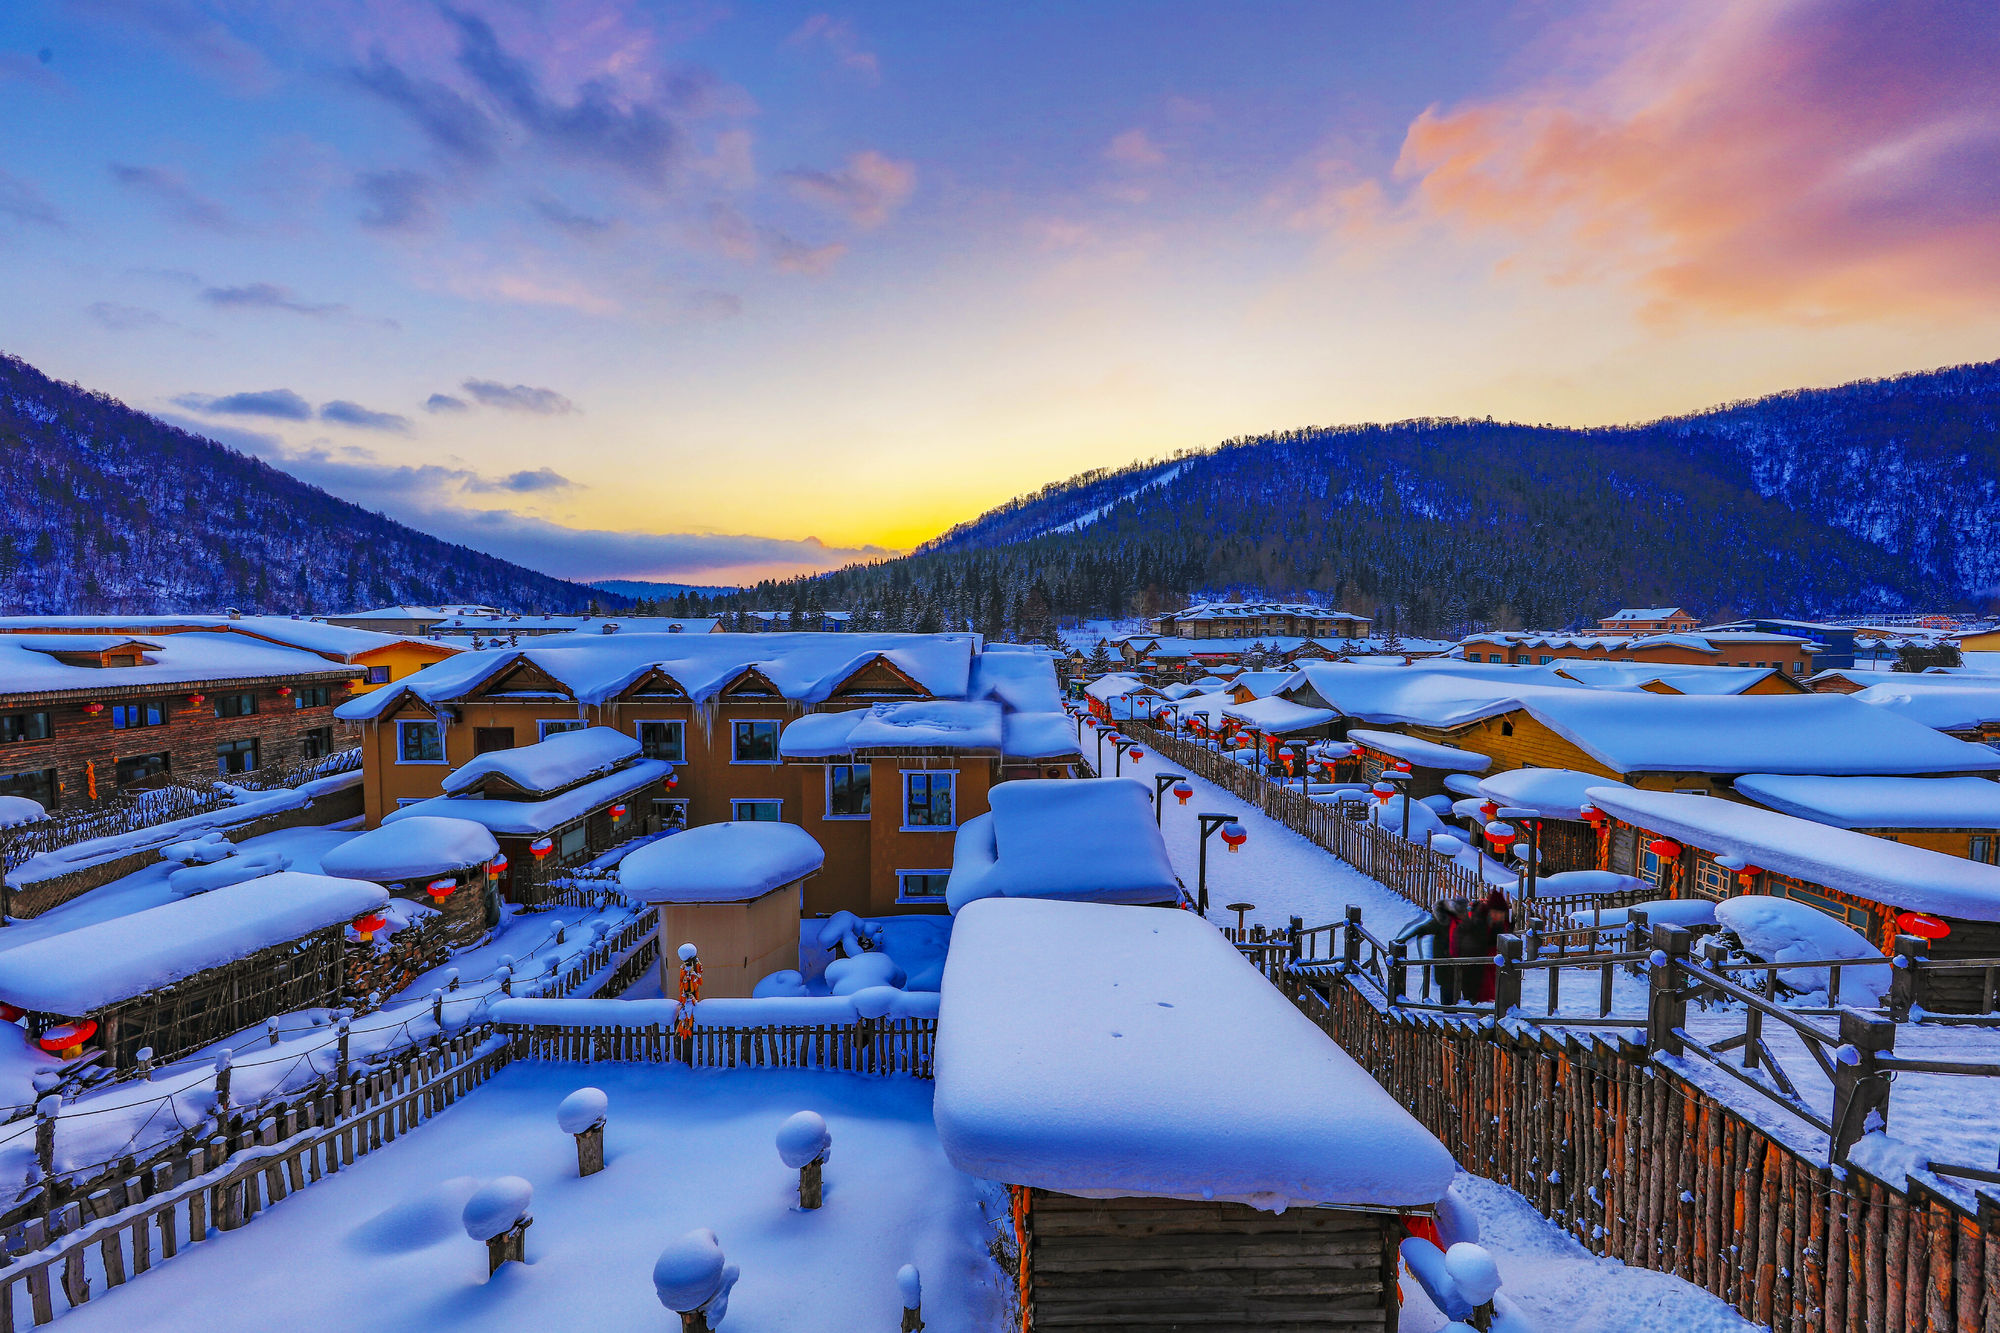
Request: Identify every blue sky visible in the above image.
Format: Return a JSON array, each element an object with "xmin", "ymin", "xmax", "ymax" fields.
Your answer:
[{"xmin": 3, "ymin": 1, "xmax": 1996, "ymax": 583}]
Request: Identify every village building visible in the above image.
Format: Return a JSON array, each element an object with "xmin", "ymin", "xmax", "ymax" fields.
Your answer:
[
  {"xmin": 1848, "ymin": 682, "xmax": 2000, "ymax": 744},
  {"xmin": 1703, "ymin": 618, "xmax": 1857, "ymax": 670},
  {"xmin": 319, "ymin": 815, "xmax": 503, "ymax": 940},
  {"xmin": 321, "ymin": 605, "xmax": 496, "ymax": 636},
  {"xmin": 1732, "ymin": 774, "xmax": 2000, "ymax": 865},
  {"xmin": 429, "ymin": 613, "xmax": 722, "ymax": 639},
  {"xmin": 739, "ymin": 609, "xmax": 853, "ymax": 632},
  {"xmin": 943, "ymin": 777, "xmax": 1183, "ymax": 912},
  {"xmin": 0, "ymin": 631, "xmax": 363, "ymax": 811},
  {"xmin": 1597, "ymin": 606, "xmax": 1700, "ymax": 633},
  {"xmin": 618, "ymin": 820, "xmax": 825, "ymax": 998},
  {"xmin": 334, "ymin": 633, "xmax": 1076, "ymax": 918},
  {"xmin": 1147, "ymin": 599, "xmax": 1373, "ymax": 640},
  {"xmin": 1457, "ymin": 629, "xmax": 1819, "ymax": 676}
]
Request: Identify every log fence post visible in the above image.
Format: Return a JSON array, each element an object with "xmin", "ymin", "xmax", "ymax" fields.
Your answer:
[
  {"xmin": 1646, "ymin": 924, "xmax": 1692, "ymax": 1057},
  {"xmin": 1828, "ymin": 1010, "xmax": 1895, "ymax": 1165},
  {"xmin": 1886, "ymin": 934, "xmax": 1928, "ymax": 1023},
  {"xmin": 1493, "ymin": 934, "xmax": 1524, "ymax": 1019}
]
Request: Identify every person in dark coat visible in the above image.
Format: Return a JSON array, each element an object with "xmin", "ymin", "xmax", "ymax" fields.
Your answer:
[
  {"xmin": 1395, "ymin": 898, "xmax": 1467, "ymax": 1004},
  {"xmin": 1452, "ymin": 890, "xmax": 1515, "ymax": 1005}
]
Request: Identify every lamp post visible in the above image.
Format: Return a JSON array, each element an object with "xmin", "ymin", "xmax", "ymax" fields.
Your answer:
[
  {"xmin": 1152, "ymin": 773, "xmax": 1190, "ymax": 824},
  {"xmin": 1380, "ymin": 769, "xmax": 1412, "ymax": 841},
  {"xmin": 1496, "ymin": 805, "xmax": 1540, "ymax": 898},
  {"xmin": 1195, "ymin": 812, "xmax": 1247, "ymax": 916}
]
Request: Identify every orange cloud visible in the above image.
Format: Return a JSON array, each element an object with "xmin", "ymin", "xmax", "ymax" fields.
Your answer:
[{"xmin": 1392, "ymin": 0, "xmax": 2000, "ymax": 322}]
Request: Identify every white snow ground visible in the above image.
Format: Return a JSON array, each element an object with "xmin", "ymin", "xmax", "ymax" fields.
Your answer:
[{"xmin": 53, "ymin": 1064, "xmax": 1011, "ymax": 1333}]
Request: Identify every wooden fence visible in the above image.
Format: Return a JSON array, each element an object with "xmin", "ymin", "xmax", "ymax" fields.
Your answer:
[
  {"xmin": 499, "ymin": 1016, "xmax": 937, "ymax": 1077},
  {"xmin": 1283, "ymin": 963, "xmax": 1999, "ymax": 1331}
]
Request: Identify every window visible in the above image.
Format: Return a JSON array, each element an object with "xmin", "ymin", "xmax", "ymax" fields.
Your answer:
[
  {"xmin": 558, "ymin": 823, "xmax": 588, "ymax": 859},
  {"xmin": 903, "ymin": 771, "xmax": 956, "ymax": 829},
  {"xmin": 652, "ymin": 798, "xmax": 689, "ymax": 831},
  {"xmin": 299, "ymin": 727, "xmax": 334, "ymax": 760},
  {"xmin": 538, "ymin": 719, "xmax": 586, "ymax": 741},
  {"xmin": 112, "ymin": 701, "xmax": 164, "ymax": 729},
  {"xmin": 216, "ymin": 737, "xmax": 259, "ymax": 776},
  {"xmin": 0, "ymin": 712, "xmax": 51, "ymax": 743},
  {"xmin": 637, "ymin": 720, "xmax": 685, "ymax": 763},
  {"xmin": 827, "ymin": 764, "xmax": 871, "ymax": 818},
  {"xmin": 1973, "ymin": 836, "xmax": 1995, "ymax": 865},
  {"xmin": 292, "ymin": 686, "xmax": 332, "ymax": 710},
  {"xmin": 1537, "ymin": 655, "xmax": 1553, "ymax": 665},
  {"xmin": 0, "ymin": 768, "xmax": 55, "ymax": 808},
  {"xmin": 1500, "ymin": 720, "xmax": 1514, "ymax": 736},
  {"xmin": 473, "ymin": 727, "xmax": 516, "ymax": 755},
  {"xmin": 733, "ymin": 799, "xmax": 782, "ymax": 822},
  {"xmin": 897, "ymin": 871, "xmax": 951, "ymax": 904},
  {"xmin": 397, "ymin": 719, "xmax": 444, "ymax": 763},
  {"xmin": 366, "ymin": 665, "xmax": 391, "ymax": 684},
  {"xmin": 115, "ymin": 752, "xmax": 171, "ymax": 787},
  {"xmin": 1792, "ymin": 661, "xmax": 1803, "ymax": 674},
  {"xmin": 213, "ymin": 692, "xmax": 257, "ymax": 718},
  {"xmin": 732, "ymin": 720, "xmax": 779, "ymax": 763}
]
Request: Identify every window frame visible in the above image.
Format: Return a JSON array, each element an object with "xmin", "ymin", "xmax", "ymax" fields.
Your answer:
[
  {"xmin": 635, "ymin": 718, "xmax": 686, "ymax": 763},
  {"xmin": 730, "ymin": 719, "xmax": 781, "ymax": 765},
  {"xmin": 557, "ymin": 823, "xmax": 588, "ymax": 859},
  {"xmin": 213, "ymin": 691, "xmax": 257, "ymax": 719},
  {"xmin": 537, "ymin": 718, "xmax": 587, "ymax": 741},
  {"xmin": 292, "ymin": 686, "xmax": 332, "ymax": 710},
  {"xmin": 366, "ymin": 665, "xmax": 391, "ymax": 684},
  {"xmin": 111, "ymin": 701, "xmax": 165, "ymax": 730},
  {"xmin": 299, "ymin": 726, "xmax": 335, "ymax": 760},
  {"xmin": 396, "ymin": 718, "xmax": 447, "ymax": 764},
  {"xmin": 732, "ymin": 798, "xmax": 783, "ymax": 823},
  {"xmin": 0, "ymin": 767, "xmax": 56, "ymax": 808},
  {"xmin": 114, "ymin": 751, "xmax": 171, "ymax": 788},
  {"xmin": 0, "ymin": 711, "xmax": 52, "ymax": 744},
  {"xmin": 901, "ymin": 769, "xmax": 958, "ymax": 831},
  {"xmin": 896, "ymin": 870, "xmax": 952, "ymax": 905},
  {"xmin": 825, "ymin": 763, "xmax": 871, "ymax": 820},
  {"xmin": 215, "ymin": 736, "xmax": 260, "ymax": 777}
]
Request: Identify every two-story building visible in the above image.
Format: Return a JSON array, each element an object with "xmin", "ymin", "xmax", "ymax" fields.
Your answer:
[
  {"xmin": 1456, "ymin": 630, "xmax": 1819, "ymax": 676},
  {"xmin": 1147, "ymin": 601, "xmax": 1372, "ymax": 641},
  {"xmin": 1597, "ymin": 606, "xmax": 1700, "ymax": 634}
]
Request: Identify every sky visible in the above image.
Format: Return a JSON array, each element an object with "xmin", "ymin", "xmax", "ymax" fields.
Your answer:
[{"xmin": 1, "ymin": 0, "xmax": 1996, "ymax": 586}]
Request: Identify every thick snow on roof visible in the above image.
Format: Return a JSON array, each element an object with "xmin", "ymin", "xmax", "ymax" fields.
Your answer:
[
  {"xmin": 384, "ymin": 759, "xmax": 671, "ymax": 836},
  {"xmin": 1853, "ymin": 684, "xmax": 2000, "ymax": 732},
  {"xmin": 0, "ymin": 796, "xmax": 46, "ymax": 829},
  {"xmin": 318, "ymin": 816, "xmax": 498, "ymax": 881},
  {"xmin": 619, "ymin": 822, "xmax": 824, "ymax": 902},
  {"xmin": 1604, "ymin": 607, "xmax": 1689, "ymax": 621},
  {"xmin": 1082, "ymin": 673, "xmax": 1150, "ymax": 703},
  {"xmin": 1280, "ymin": 660, "xmax": 1585, "ymax": 729},
  {"xmin": 1230, "ymin": 670, "xmax": 1301, "ymax": 698},
  {"xmin": 433, "ymin": 614, "xmax": 720, "ymax": 636},
  {"xmin": 1165, "ymin": 600, "xmax": 1370, "ymax": 623},
  {"xmin": 1476, "ymin": 768, "xmax": 1631, "ymax": 820},
  {"xmin": 779, "ymin": 701, "xmax": 1006, "ymax": 756},
  {"xmin": 1522, "ymin": 691, "xmax": 2000, "ymax": 776},
  {"xmin": 969, "ymin": 649, "xmax": 1062, "ymax": 713},
  {"xmin": 945, "ymin": 779, "xmax": 1178, "ymax": 912},
  {"xmin": 778, "ymin": 710, "xmax": 864, "ymax": 758},
  {"xmin": 934, "ymin": 898, "xmax": 1453, "ymax": 1209},
  {"xmin": 1733, "ymin": 775, "xmax": 2000, "ymax": 830},
  {"xmin": 0, "ymin": 872, "xmax": 387, "ymax": 1014},
  {"xmin": 336, "ymin": 633, "xmax": 982, "ymax": 720},
  {"xmin": 442, "ymin": 726, "xmax": 641, "ymax": 796},
  {"xmin": 1583, "ymin": 787, "xmax": 2000, "ymax": 921},
  {"xmin": 1550, "ymin": 661, "xmax": 1793, "ymax": 696},
  {"xmin": 1223, "ymin": 695, "xmax": 1337, "ymax": 735},
  {"xmin": 0, "ymin": 630, "xmax": 356, "ymax": 698},
  {"xmin": 1002, "ymin": 712, "xmax": 1082, "ymax": 760},
  {"xmin": 1348, "ymin": 728, "xmax": 1492, "ymax": 773}
]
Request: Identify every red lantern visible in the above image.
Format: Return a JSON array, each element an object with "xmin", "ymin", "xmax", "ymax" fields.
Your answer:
[
  {"xmin": 0, "ymin": 1004, "xmax": 22, "ymax": 1022},
  {"xmin": 278, "ymin": 686, "xmax": 292, "ymax": 697},
  {"xmin": 1647, "ymin": 838, "xmax": 1682, "ymax": 859},
  {"xmin": 37, "ymin": 1019, "xmax": 97, "ymax": 1058},
  {"xmin": 425, "ymin": 878, "xmax": 455, "ymax": 901},
  {"xmin": 1082, "ymin": 716, "xmax": 1098, "ymax": 730},
  {"xmin": 187, "ymin": 693, "xmax": 205, "ymax": 706},
  {"xmin": 1579, "ymin": 805, "xmax": 1605, "ymax": 826},
  {"xmin": 82, "ymin": 702, "xmax": 104, "ymax": 716},
  {"xmin": 1172, "ymin": 781, "xmax": 1194, "ymax": 805},
  {"xmin": 1128, "ymin": 747, "xmax": 1144, "ymax": 762},
  {"xmin": 489, "ymin": 854, "xmax": 509, "ymax": 876},
  {"xmin": 1735, "ymin": 864, "xmax": 1762, "ymax": 888},
  {"xmin": 664, "ymin": 771, "xmax": 679, "ymax": 790},
  {"xmin": 1220, "ymin": 822, "xmax": 1248, "ymax": 853},
  {"xmin": 351, "ymin": 914, "xmax": 387, "ymax": 941},
  {"xmin": 529, "ymin": 836, "xmax": 554, "ymax": 858},
  {"xmin": 610, "ymin": 803, "xmax": 628, "ymax": 819},
  {"xmin": 1393, "ymin": 759, "xmax": 1413, "ymax": 774},
  {"xmin": 1896, "ymin": 911, "xmax": 1951, "ymax": 941},
  {"xmin": 1372, "ymin": 781, "xmax": 1395, "ymax": 803},
  {"xmin": 1479, "ymin": 801, "xmax": 1499, "ymax": 822}
]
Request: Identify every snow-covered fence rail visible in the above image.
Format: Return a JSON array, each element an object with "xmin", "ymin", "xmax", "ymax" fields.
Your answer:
[
  {"xmin": 1285, "ymin": 964, "xmax": 1997, "ymax": 1333},
  {"xmin": 225, "ymin": 746, "xmax": 362, "ymax": 793},
  {"xmin": 1, "ymin": 788, "xmax": 236, "ymax": 875},
  {"xmin": 520, "ymin": 911, "xmax": 656, "ymax": 1001},
  {"xmin": 496, "ymin": 1017, "xmax": 937, "ymax": 1077},
  {"xmin": 0, "ymin": 1026, "xmax": 507, "ymax": 1329}
]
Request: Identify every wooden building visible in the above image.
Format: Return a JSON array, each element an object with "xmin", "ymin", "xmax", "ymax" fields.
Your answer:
[
  {"xmin": 0, "ymin": 631, "xmax": 362, "ymax": 812},
  {"xmin": 934, "ymin": 898, "xmax": 1454, "ymax": 1330},
  {"xmin": 1458, "ymin": 630, "xmax": 1818, "ymax": 676},
  {"xmin": 1732, "ymin": 774, "xmax": 2000, "ymax": 865},
  {"xmin": 320, "ymin": 815, "xmax": 503, "ymax": 941},
  {"xmin": 1149, "ymin": 600, "xmax": 1373, "ymax": 641},
  {"xmin": 618, "ymin": 821, "xmax": 824, "ymax": 998},
  {"xmin": 0, "ymin": 872, "xmax": 387, "ymax": 1068},
  {"xmin": 1598, "ymin": 606, "xmax": 1700, "ymax": 634}
]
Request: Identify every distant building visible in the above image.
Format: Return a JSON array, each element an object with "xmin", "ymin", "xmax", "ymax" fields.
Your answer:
[
  {"xmin": 428, "ymin": 613, "xmax": 722, "ymax": 639},
  {"xmin": 1457, "ymin": 630, "xmax": 1819, "ymax": 676},
  {"xmin": 1148, "ymin": 601, "xmax": 1371, "ymax": 641},
  {"xmin": 1703, "ymin": 618, "xmax": 1856, "ymax": 670},
  {"xmin": 1597, "ymin": 607, "xmax": 1699, "ymax": 634},
  {"xmin": 323, "ymin": 605, "xmax": 467, "ymax": 635},
  {"xmin": 740, "ymin": 610, "xmax": 853, "ymax": 633}
]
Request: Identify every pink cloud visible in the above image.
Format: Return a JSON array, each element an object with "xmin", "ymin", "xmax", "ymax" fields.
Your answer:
[
  {"xmin": 1390, "ymin": 0, "xmax": 2000, "ymax": 321},
  {"xmin": 787, "ymin": 14, "xmax": 880, "ymax": 84},
  {"xmin": 1105, "ymin": 128, "xmax": 1166, "ymax": 167},
  {"xmin": 782, "ymin": 149, "xmax": 916, "ymax": 228}
]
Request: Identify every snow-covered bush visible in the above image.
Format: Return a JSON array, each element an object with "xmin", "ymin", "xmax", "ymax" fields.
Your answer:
[
  {"xmin": 751, "ymin": 969, "xmax": 812, "ymax": 998},
  {"xmin": 826, "ymin": 952, "xmax": 905, "ymax": 994},
  {"xmin": 654, "ymin": 1228, "xmax": 740, "ymax": 1324},
  {"xmin": 1715, "ymin": 896, "xmax": 1888, "ymax": 1004}
]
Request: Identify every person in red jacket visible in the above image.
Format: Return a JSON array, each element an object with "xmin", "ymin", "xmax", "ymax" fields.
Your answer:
[{"xmin": 1453, "ymin": 889, "xmax": 1514, "ymax": 1005}]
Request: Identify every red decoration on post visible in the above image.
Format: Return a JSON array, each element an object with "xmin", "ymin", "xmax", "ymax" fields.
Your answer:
[
  {"xmin": 426, "ymin": 878, "xmax": 456, "ymax": 901},
  {"xmin": 529, "ymin": 836, "xmax": 554, "ymax": 858},
  {"xmin": 489, "ymin": 854, "xmax": 508, "ymax": 876},
  {"xmin": 1220, "ymin": 822, "xmax": 1247, "ymax": 853},
  {"xmin": 0, "ymin": 1004, "xmax": 23, "ymax": 1023},
  {"xmin": 278, "ymin": 686, "xmax": 292, "ymax": 697},
  {"xmin": 38, "ymin": 1020, "xmax": 97, "ymax": 1058},
  {"xmin": 1896, "ymin": 911, "xmax": 1951, "ymax": 940},
  {"xmin": 1479, "ymin": 801, "xmax": 1499, "ymax": 822},
  {"xmin": 663, "ymin": 772, "xmax": 679, "ymax": 790},
  {"xmin": 1127, "ymin": 747, "xmax": 1144, "ymax": 762},
  {"xmin": 1172, "ymin": 781, "xmax": 1194, "ymax": 805},
  {"xmin": 351, "ymin": 914, "xmax": 387, "ymax": 941},
  {"xmin": 1647, "ymin": 838, "xmax": 1683, "ymax": 859},
  {"xmin": 1735, "ymin": 864, "xmax": 1763, "ymax": 888}
]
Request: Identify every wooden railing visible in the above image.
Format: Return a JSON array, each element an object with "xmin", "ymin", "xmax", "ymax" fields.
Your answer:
[{"xmin": 499, "ymin": 1017, "xmax": 937, "ymax": 1077}]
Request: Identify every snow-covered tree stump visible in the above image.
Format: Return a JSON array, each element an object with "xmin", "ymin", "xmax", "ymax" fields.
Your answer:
[
  {"xmin": 558, "ymin": 1087, "xmax": 608, "ymax": 1177},
  {"xmin": 462, "ymin": 1177, "xmax": 533, "ymax": 1276},
  {"xmin": 655, "ymin": 1229, "xmax": 740, "ymax": 1331},
  {"xmin": 898, "ymin": 1264, "xmax": 923, "ymax": 1331},
  {"xmin": 776, "ymin": 1111, "xmax": 830, "ymax": 1210}
]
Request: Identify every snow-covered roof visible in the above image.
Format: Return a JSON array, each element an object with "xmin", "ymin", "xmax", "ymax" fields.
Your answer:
[
  {"xmin": 934, "ymin": 898, "xmax": 1454, "ymax": 1209},
  {"xmin": 1519, "ymin": 692, "xmax": 2000, "ymax": 776},
  {"xmin": 334, "ymin": 633, "xmax": 983, "ymax": 720},
  {"xmin": 1582, "ymin": 787, "xmax": 2000, "ymax": 921},
  {"xmin": 1603, "ymin": 607, "xmax": 1690, "ymax": 622},
  {"xmin": 1082, "ymin": 673, "xmax": 1152, "ymax": 703},
  {"xmin": 0, "ymin": 872, "xmax": 388, "ymax": 1014},
  {"xmin": 1162, "ymin": 601, "xmax": 1371, "ymax": 623},
  {"xmin": 318, "ymin": 816, "xmax": 499, "ymax": 881},
  {"xmin": 1733, "ymin": 775, "xmax": 2000, "ymax": 830},
  {"xmin": 1550, "ymin": 661, "xmax": 1795, "ymax": 696},
  {"xmin": 1229, "ymin": 670, "xmax": 1300, "ymax": 698},
  {"xmin": 1476, "ymin": 768, "xmax": 1631, "ymax": 820},
  {"xmin": 945, "ymin": 779, "xmax": 1179, "ymax": 912},
  {"xmin": 1001, "ymin": 712, "xmax": 1083, "ymax": 761},
  {"xmin": 1347, "ymin": 728, "xmax": 1492, "ymax": 773},
  {"xmin": 0, "ymin": 796, "xmax": 48, "ymax": 829},
  {"xmin": 0, "ymin": 630, "xmax": 358, "ymax": 699},
  {"xmin": 432, "ymin": 614, "xmax": 720, "ymax": 636},
  {"xmin": 778, "ymin": 701, "xmax": 1005, "ymax": 757},
  {"xmin": 1279, "ymin": 660, "xmax": 1586, "ymax": 729},
  {"xmin": 619, "ymin": 822, "xmax": 824, "ymax": 903},
  {"xmin": 442, "ymin": 726, "xmax": 643, "ymax": 797},
  {"xmin": 0, "ymin": 615, "xmax": 436, "ymax": 664},
  {"xmin": 968, "ymin": 649, "xmax": 1062, "ymax": 713},
  {"xmin": 1852, "ymin": 684, "xmax": 2000, "ymax": 732},
  {"xmin": 383, "ymin": 760, "xmax": 672, "ymax": 836},
  {"xmin": 1222, "ymin": 696, "xmax": 1338, "ymax": 735}
]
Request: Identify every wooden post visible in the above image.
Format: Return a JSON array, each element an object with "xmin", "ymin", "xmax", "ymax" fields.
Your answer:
[
  {"xmin": 1829, "ymin": 1010, "xmax": 1895, "ymax": 1164},
  {"xmin": 34, "ymin": 1099, "xmax": 55, "ymax": 1224},
  {"xmin": 1493, "ymin": 934, "xmax": 1524, "ymax": 1018},
  {"xmin": 486, "ymin": 1217, "xmax": 530, "ymax": 1274},
  {"xmin": 1647, "ymin": 924, "xmax": 1691, "ymax": 1057},
  {"xmin": 800, "ymin": 1156, "xmax": 824, "ymax": 1209},
  {"xmin": 1387, "ymin": 940, "xmax": 1408, "ymax": 1004},
  {"xmin": 1886, "ymin": 934, "xmax": 1928, "ymax": 1022},
  {"xmin": 575, "ymin": 1122, "xmax": 605, "ymax": 1177},
  {"xmin": 678, "ymin": 1314, "xmax": 713, "ymax": 1333},
  {"xmin": 1342, "ymin": 905, "xmax": 1362, "ymax": 972}
]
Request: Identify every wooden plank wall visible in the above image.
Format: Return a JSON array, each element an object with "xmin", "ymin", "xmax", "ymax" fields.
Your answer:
[{"xmin": 1296, "ymin": 977, "xmax": 1998, "ymax": 1332}]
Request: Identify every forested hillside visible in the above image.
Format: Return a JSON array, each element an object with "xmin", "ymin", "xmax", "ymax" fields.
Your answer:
[
  {"xmin": 706, "ymin": 361, "xmax": 2000, "ymax": 637},
  {"xmin": 0, "ymin": 354, "xmax": 615, "ymax": 615}
]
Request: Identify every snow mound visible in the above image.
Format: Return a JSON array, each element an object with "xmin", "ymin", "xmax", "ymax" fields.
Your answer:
[
  {"xmin": 320, "ymin": 816, "xmax": 498, "ymax": 881},
  {"xmin": 460, "ymin": 1176, "xmax": 532, "ymax": 1240},
  {"xmin": 556, "ymin": 1087, "xmax": 607, "ymax": 1135},
  {"xmin": 1568, "ymin": 898, "xmax": 1715, "ymax": 930},
  {"xmin": 775, "ymin": 1111, "xmax": 830, "ymax": 1168},
  {"xmin": 897, "ymin": 1264, "xmax": 921, "ymax": 1308},
  {"xmin": 1444, "ymin": 1242, "xmax": 1501, "ymax": 1304},
  {"xmin": 654, "ymin": 1229, "xmax": 739, "ymax": 1316},
  {"xmin": 167, "ymin": 849, "xmax": 290, "ymax": 896},
  {"xmin": 752, "ymin": 970, "xmax": 812, "ymax": 998},
  {"xmin": 1716, "ymin": 896, "xmax": 1888, "ymax": 1003},
  {"xmin": 825, "ymin": 952, "xmax": 904, "ymax": 994},
  {"xmin": 162, "ymin": 832, "xmax": 234, "ymax": 865}
]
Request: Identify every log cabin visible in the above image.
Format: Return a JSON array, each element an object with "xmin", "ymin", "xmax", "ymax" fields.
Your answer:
[
  {"xmin": 1732, "ymin": 773, "xmax": 2000, "ymax": 866},
  {"xmin": 319, "ymin": 815, "xmax": 503, "ymax": 942}
]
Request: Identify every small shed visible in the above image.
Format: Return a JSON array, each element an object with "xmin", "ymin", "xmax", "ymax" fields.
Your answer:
[
  {"xmin": 935, "ymin": 898, "xmax": 1455, "ymax": 1330},
  {"xmin": 619, "ymin": 823, "xmax": 825, "ymax": 998},
  {"xmin": 1475, "ymin": 768, "xmax": 1633, "ymax": 875},
  {"xmin": 320, "ymin": 816, "xmax": 502, "ymax": 941},
  {"xmin": 944, "ymin": 779, "xmax": 1181, "ymax": 914},
  {"xmin": 1347, "ymin": 727, "xmax": 1491, "ymax": 800},
  {"xmin": 0, "ymin": 872, "xmax": 387, "ymax": 1068}
]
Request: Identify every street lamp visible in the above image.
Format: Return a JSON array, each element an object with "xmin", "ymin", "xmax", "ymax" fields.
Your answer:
[
  {"xmin": 1496, "ymin": 804, "xmax": 1541, "ymax": 898},
  {"xmin": 1195, "ymin": 811, "xmax": 1247, "ymax": 916},
  {"xmin": 1379, "ymin": 769, "xmax": 1413, "ymax": 840},
  {"xmin": 1151, "ymin": 772, "xmax": 1190, "ymax": 824}
]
